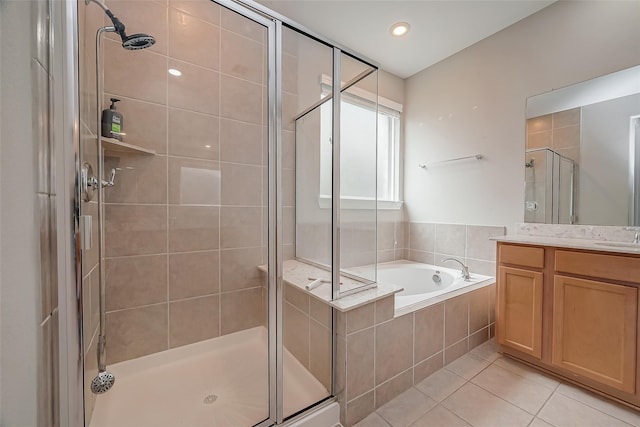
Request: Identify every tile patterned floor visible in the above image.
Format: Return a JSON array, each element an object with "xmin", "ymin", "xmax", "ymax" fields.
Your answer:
[{"xmin": 354, "ymin": 340, "xmax": 640, "ymax": 427}]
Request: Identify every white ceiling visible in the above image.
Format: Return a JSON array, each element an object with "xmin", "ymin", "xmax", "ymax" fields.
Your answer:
[{"xmin": 257, "ymin": 0, "xmax": 555, "ymax": 79}]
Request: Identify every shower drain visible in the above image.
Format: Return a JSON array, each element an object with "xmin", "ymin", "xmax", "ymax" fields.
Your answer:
[{"xmin": 203, "ymin": 394, "xmax": 218, "ymax": 405}]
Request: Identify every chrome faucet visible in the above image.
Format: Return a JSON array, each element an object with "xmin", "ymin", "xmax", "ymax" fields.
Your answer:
[
  {"xmin": 442, "ymin": 258, "xmax": 471, "ymax": 281},
  {"xmin": 624, "ymin": 227, "xmax": 640, "ymax": 244}
]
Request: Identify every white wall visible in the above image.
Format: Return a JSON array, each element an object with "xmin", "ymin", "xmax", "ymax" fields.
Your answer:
[
  {"xmin": 0, "ymin": 1, "xmax": 42, "ymax": 425},
  {"xmin": 403, "ymin": 1, "xmax": 640, "ymax": 231}
]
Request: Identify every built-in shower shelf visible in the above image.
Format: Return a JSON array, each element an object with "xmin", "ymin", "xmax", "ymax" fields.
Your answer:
[{"xmin": 101, "ymin": 137, "xmax": 156, "ymax": 155}]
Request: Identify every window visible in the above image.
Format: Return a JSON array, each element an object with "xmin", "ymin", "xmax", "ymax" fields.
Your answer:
[{"xmin": 318, "ymin": 79, "xmax": 402, "ymax": 209}]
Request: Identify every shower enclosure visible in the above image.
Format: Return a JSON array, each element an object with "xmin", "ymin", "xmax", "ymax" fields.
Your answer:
[{"xmin": 75, "ymin": 0, "xmax": 378, "ymax": 425}]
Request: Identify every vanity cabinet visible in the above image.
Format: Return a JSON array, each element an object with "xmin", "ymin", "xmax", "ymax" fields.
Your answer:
[{"xmin": 496, "ymin": 242, "xmax": 640, "ymax": 407}]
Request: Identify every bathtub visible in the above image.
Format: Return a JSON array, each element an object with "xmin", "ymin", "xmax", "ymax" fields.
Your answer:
[{"xmin": 377, "ymin": 261, "xmax": 495, "ymax": 316}]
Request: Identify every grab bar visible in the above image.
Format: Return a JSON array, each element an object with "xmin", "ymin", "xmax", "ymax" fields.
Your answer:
[{"xmin": 418, "ymin": 154, "xmax": 484, "ymax": 169}]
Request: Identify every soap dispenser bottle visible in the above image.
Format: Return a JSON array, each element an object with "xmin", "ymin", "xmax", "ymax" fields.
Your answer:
[{"xmin": 101, "ymin": 98, "xmax": 124, "ymax": 141}]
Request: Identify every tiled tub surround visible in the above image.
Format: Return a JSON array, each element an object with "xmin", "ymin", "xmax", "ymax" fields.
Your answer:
[
  {"xmin": 406, "ymin": 223, "xmax": 506, "ymax": 276},
  {"xmin": 91, "ymin": 0, "xmax": 300, "ymax": 365},
  {"xmin": 335, "ymin": 283, "xmax": 496, "ymax": 426}
]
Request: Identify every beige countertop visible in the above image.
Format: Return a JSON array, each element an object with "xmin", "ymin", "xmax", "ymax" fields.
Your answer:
[
  {"xmin": 492, "ymin": 234, "xmax": 640, "ymax": 255},
  {"xmin": 258, "ymin": 259, "xmax": 403, "ymax": 312}
]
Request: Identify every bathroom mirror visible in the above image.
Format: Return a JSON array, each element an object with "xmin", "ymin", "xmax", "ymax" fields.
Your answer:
[{"xmin": 524, "ymin": 65, "xmax": 640, "ymax": 226}]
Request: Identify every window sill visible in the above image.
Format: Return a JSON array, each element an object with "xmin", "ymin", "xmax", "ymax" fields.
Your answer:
[{"xmin": 318, "ymin": 195, "xmax": 403, "ymax": 210}]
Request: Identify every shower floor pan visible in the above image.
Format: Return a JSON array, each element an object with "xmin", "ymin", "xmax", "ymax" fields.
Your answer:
[{"xmin": 89, "ymin": 326, "xmax": 328, "ymax": 427}]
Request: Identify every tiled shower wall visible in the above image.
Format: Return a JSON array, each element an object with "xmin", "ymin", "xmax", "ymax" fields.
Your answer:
[{"xmin": 98, "ymin": 0, "xmax": 272, "ymax": 364}]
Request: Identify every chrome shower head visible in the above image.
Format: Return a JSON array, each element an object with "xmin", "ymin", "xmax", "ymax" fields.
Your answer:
[
  {"xmin": 90, "ymin": 370, "xmax": 116, "ymax": 394},
  {"xmin": 122, "ymin": 33, "xmax": 156, "ymax": 50}
]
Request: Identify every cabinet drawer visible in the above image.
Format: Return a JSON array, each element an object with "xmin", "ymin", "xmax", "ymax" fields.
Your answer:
[
  {"xmin": 499, "ymin": 244, "xmax": 544, "ymax": 269},
  {"xmin": 555, "ymin": 250, "xmax": 640, "ymax": 284}
]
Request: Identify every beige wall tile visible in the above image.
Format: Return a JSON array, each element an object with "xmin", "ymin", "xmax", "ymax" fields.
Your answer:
[
  {"xmin": 168, "ymin": 108, "xmax": 219, "ymax": 160},
  {"xmin": 445, "ymin": 339, "xmax": 469, "ymax": 365},
  {"xmin": 169, "ymin": 251, "xmax": 219, "ymax": 300},
  {"xmin": 168, "ymin": 157, "xmax": 220, "ymax": 205},
  {"xmin": 553, "ymin": 107, "xmax": 580, "ymax": 128},
  {"xmin": 105, "ymin": 255, "xmax": 167, "ymax": 311},
  {"xmin": 415, "ymin": 303, "xmax": 444, "ymax": 362},
  {"xmin": 220, "ymin": 206, "xmax": 262, "ymax": 249},
  {"xmin": 408, "ymin": 250, "xmax": 435, "ymax": 265},
  {"xmin": 104, "ymin": 40, "xmax": 167, "ymax": 105},
  {"xmin": 169, "ymin": 295, "xmax": 219, "ymax": 348},
  {"xmin": 375, "ymin": 314, "xmax": 413, "ymax": 385},
  {"xmin": 409, "ymin": 222, "xmax": 435, "ymax": 252},
  {"xmin": 221, "ymin": 29, "xmax": 264, "ymax": 84},
  {"xmin": 375, "ymin": 296, "xmax": 395, "ymax": 324},
  {"xmin": 282, "ymin": 53, "xmax": 298, "ymax": 95},
  {"xmin": 220, "ymin": 287, "xmax": 263, "ymax": 335},
  {"xmin": 169, "ymin": 0, "xmax": 220, "ymax": 25},
  {"xmin": 552, "ymin": 124, "xmax": 580, "ymax": 149},
  {"xmin": 220, "ymin": 7, "xmax": 265, "ymax": 44},
  {"xmin": 282, "ymin": 167, "xmax": 295, "ymax": 207},
  {"xmin": 465, "ymin": 225, "xmax": 504, "ymax": 261},
  {"xmin": 168, "ymin": 60, "xmax": 220, "ymax": 115},
  {"xmin": 169, "ymin": 8, "xmax": 220, "ymax": 70},
  {"xmin": 284, "ymin": 302, "xmax": 310, "ymax": 367},
  {"xmin": 107, "ymin": 0, "xmax": 168, "ymax": 55},
  {"xmin": 347, "ymin": 303, "xmax": 375, "ymax": 334},
  {"xmin": 414, "ymin": 352, "xmax": 444, "ymax": 384},
  {"xmin": 104, "ymin": 204, "xmax": 167, "ymax": 257},
  {"xmin": 346, "ymin": 390, "xmax": 375, "ymax": 427},
  {"xmin": 309, "ymin": 298, "xmax": 331, "ymax": 328},
  {"xmin": 104, "ymin": 154, "xmax": 168, "ymax": 204},
  {"xmin": 220, "ymin": 247, "xmax": 263, "ymax": 292},
  {"xmin": 465, "ymin": 259, "xmax": 496, "ymax": 276},
  {"xmin": 220, "ymin": 118, "xmax": 263, "ymax": 165},
  {"xmin": 445, "ymin": 294, "xmax": 468, "ymax": 346},
  {"xmin": 169, "ymin": 205, "xmax": 219, "ymax": 252},
  {"xmin": 435, "ymin": 224, "xmax": 466, "ymax": 258},
  {"xmin": 378, "ymin": 222, "xmax": 395, "ymax": 251},
  {"xmin": 285, "ymin": 283, "xmax": 309, "ymax": 313},
  {"xmin": 309, "ymin": 320, "xmax": 332, "ymax": 391},
  {"xmin": 375, "ymin": 369, "xmax": 413, "ymax": 409},
  {"xmin": 283, "ymin": 207, "xmax": 295, "ymax": 245},
  {"xmin": 468, "ymin": 287, "xmax": 489, "ymax": 334},
  {"xmin": 221, "ymin": 162, "xmax": 262, "ymax": 206},
  {"xmin": 106, "ymin": 304, "xmax": 168, "ymax": 364},
  {"xmin": 103, "ymin": 95, "xmax": 167, "ymax": 153},
  {"xmin": 527, "ymin": 115, "xmax": 551, "ymax": 133},
  {"xmin": 220, "ymin": 75, "xmax": 264, "ymax": 125},
  {"xmin": 526, "ymin": 131, "xmax": 552, "ymax": 150},
  {"xmin": 347, "ymin": 327, "xmax": 375, "ymax": 401},
  {"xmin": 469, "ymin": 327, "xmax": 489, "ymax": 350}
]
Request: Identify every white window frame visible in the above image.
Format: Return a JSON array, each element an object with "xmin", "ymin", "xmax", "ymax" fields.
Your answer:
[{"xmin": 318, "ymin": 74, "xmax": 403, "ymax": 210}]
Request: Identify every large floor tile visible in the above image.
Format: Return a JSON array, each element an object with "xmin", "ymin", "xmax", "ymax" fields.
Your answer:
[
  {"xmin": 442, "ymin": 383, "xmax": 533, "ymax": 427},
  {"xmin": 468, "ymin": 339, "xmax": 500, "ymax": 362},
  {"xmin": 529, "ymin": 418, "xmax": 554, "ymax": 427},
  {"xmin": 555, "ymin": 383, "xmax": 640, "ymax": 426},
  {"xmin": 377, "ymin": 388, "xmax": 437, "ymax": 427},
  {"xmin": 410, "ymin": 405, "xmax": 470, "ymax": 427},
  {"xmin": 471, "ymin": 364, "xmax": 555, "ymax": 414},
  {"xmin": 493, "ymin": 356, "xmax": 560, "ymax": 389},
  {"xmin": 445, "ymin": 354, "xmax": 491, "ymax": 380},
  {"xmin": 354, "ymin": 412, "xmax": 391, "ymax": 427},
  {"xmin": 415, "ymin": 368, "xmax": 466, "ymax": 402},
  {"xmin": 538, "ymin": 393, "xmax": 631, "ymax": 427}
]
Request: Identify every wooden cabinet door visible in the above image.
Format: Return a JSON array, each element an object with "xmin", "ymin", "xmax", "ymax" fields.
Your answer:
[
  {"xmin": 552, "ymin": 275, "xmax": 637, "ymax": 393},
  {"xmin": 497, "ymin": 266, "xmax": 543, "ymax": 358}
]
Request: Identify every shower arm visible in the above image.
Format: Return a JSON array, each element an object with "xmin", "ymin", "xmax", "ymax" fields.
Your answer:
[
  {"xmin": 86, "ymin": 0, "xmax": 127, "ymax": 41},
  {"xmin": 95, "ymin": 25, "xmax": 116, "ymax": 374}
]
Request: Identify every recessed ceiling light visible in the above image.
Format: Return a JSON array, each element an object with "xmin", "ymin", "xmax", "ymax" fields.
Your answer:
[
  {"xmin": 390, "ymin": 22, "xmax": 410, "ymax": 37},
  {"xmin": 168, "ymin": 68, "xmax": 182, "ymax": 77}
]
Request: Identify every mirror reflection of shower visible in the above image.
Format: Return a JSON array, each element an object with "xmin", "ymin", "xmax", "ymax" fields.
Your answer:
[
  {"xmin": 87, "ymin": 0, "xmax": 156, "ymax": 395},
  {"xmin": 524, "ymin": 148, "xmax": 576, "ymax": 224}
]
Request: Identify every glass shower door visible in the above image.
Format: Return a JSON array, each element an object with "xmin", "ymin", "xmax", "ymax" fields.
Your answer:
[{"xmin": 79, "ymin": 0, "xmax": 275, "ymax": 425}]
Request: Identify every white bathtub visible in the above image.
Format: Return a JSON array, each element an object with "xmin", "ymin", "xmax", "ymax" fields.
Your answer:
[{"xmin": 377, "ymin": 261, "xmax": 495, "ymax": 316}]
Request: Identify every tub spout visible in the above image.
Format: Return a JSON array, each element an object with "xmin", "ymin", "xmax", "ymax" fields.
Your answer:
[{"xmin": 442, "ymin": 258, "xmax": 470, "ymax": 281}]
